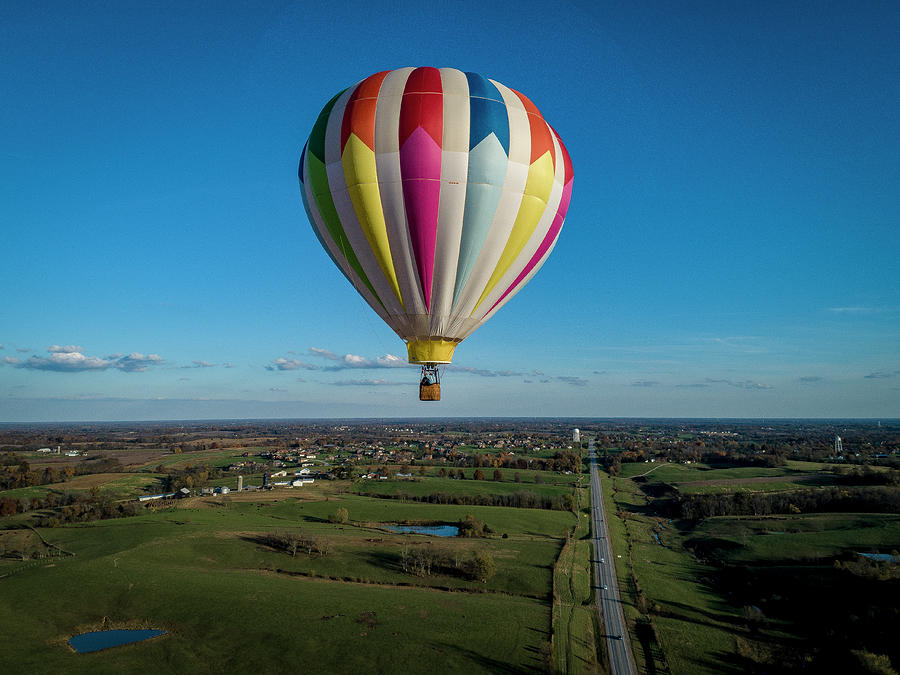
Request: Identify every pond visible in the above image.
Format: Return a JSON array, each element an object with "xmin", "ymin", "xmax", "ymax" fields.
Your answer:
[
  {"xmin": 69, "ymin": 629, "xmax": 166, "ymax": 653},
  {"xmin": 384, "ymin": 524, "xmax": 459, "ymax": 537},
  {"xmin": 858, "ymin": 552, "xmax": 898, "ymax": 563}
]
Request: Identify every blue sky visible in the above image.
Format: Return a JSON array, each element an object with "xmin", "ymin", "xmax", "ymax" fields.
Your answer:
[{"xmin": 2, "ymin": 0, "xmax": 898, "ymax": 421}]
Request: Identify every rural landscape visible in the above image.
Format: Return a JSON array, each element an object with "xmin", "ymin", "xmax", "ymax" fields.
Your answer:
[
  {"xmin": 1, "ymin": 418, "xmax": 897, "ymax": 673},
  {"xmin": 4, "ymin": 2, "xmax": 899, "ymax": 673}
]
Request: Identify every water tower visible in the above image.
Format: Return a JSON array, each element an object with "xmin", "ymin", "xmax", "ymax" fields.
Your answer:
[
  {"xmin": 834, "ymin": 436, "xmax": 843, "ymax": 455},
  {"xmin": 573, "ymin": 428, "xmax": 581, "ymax": 443}
]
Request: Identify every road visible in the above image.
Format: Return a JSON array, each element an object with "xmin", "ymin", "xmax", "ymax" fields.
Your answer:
[{"xmin": 588, "ymin": 438, "xmax": 636, "ymax": 675}]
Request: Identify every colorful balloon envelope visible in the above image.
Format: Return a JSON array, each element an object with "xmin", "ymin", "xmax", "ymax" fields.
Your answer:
[{"xmin": 299, "ymin": 67, "xmax": 573, "ymax": 372}]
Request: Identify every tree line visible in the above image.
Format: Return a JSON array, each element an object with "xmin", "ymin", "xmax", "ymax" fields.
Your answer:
[
  {"xmin": 675, "ymin": 485, "xmax": 900, "ymax": 520},
  {"xmin": 358, "ymin": 489, "xmax": 576, "ymax": 512}
]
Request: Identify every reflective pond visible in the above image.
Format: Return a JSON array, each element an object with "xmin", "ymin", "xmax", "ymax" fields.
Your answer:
[
  {"xmin": 384, "ymin": 524, "xmax": 459, "ymax": 537},
  {"xmin": 69, "ymin": 629, "xmax": 166, "ymax": 653},
  {"xmin": 858, "ymin": 552, "xmax": 898, "ymax": 562}
]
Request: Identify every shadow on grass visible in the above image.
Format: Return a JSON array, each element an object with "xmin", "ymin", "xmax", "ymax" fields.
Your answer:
[{"xmin": 430, "ymin": 641, "xmax": 543, "ymax": 673}]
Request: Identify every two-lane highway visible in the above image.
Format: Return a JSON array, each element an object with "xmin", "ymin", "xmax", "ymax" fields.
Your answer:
[{"xmin": 588, "ymin": 438, "xmax": 636, "ymax": 675}]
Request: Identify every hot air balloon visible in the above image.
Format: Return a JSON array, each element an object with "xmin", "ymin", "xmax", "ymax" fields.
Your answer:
[{"xmin": 298, "ymin": 67, "xmax": 573, "ymax": 400}]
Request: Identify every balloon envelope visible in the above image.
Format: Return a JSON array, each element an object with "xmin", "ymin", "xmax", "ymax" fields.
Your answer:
[{"xmin": 299, "ymin": 67, "xmax": 573, "ymax": 364}]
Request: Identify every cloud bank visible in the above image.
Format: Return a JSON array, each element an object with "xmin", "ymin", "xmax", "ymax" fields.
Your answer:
[{"xmin": 3, "ymin": 346, "xmax": 164, "ymax": 372}]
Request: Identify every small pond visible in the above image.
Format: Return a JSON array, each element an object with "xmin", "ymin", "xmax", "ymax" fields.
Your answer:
[
  {"xmin": 384, "ymin": 524, "xmax": 459, "ymax": 537},
  {"xmin": 69, "ymin": 629, "xmax": 166, "ymax": 653},
  {"xmin": 858, "ymin": 552, "xmax": 898, "ymax": 563}
]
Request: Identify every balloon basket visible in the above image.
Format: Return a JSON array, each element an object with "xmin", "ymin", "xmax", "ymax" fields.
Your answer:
[
  {"xmin": 419, "ymin": 383, "xmax": 441, "ymax": 401},
  {"xmin": 419, "ymin": 364, "xmax": 442, "ymax": 401}
]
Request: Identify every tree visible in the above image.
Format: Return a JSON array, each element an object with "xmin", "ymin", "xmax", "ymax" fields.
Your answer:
[
  {"xmin": 438, "ymin": 467, "xmax": 447, "ymax": 478},
  {"xmin": 852, "ymin": 650, "xmax": 897, "ymax": 675},
  {"xmin": 329, "ymin": 506, "xmax": 349, "ymax": 524},
  {"xmin": 474, "ymin": 469, "xmax": 484, "ymax": 480},
  {"xmin": 459, "ymin": 514, "xmax": 487, "ymax": 537},
  {"xmin": 493, "ymin": 469, "xmax": 502, "ymax": 482},
  {"xmin": 469, "ymin": 550, "xmax": 496, "ymax": 582},
  {"xmin": 0, "ymin": 497, "xmax": 17, "ymax": 517}
]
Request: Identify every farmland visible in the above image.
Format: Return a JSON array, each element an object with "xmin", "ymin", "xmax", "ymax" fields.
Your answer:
[
  {"xmin": 2, "ymin": 417, "xmax": 897, "ymax": 672},
  {"xmin": 0, "ymin": 420, "xmax": 596, "ymax": 673},
  {"xmin": 600, "ymin": 444, "xmax": 900, "ymax": 673},
  {"xmin": 0, "ymin": 482, "xmax": 581, "ymax": 673}
]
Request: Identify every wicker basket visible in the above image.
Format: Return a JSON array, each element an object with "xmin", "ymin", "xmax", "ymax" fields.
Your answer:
[{"xmin": 419, "ymin": 383, "xmax": 441, "ymax": 401}]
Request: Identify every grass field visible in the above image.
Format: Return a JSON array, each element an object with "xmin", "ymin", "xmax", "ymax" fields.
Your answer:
[
  {"xmin": 0, "ymin": 473, "xmax": 163, "ymax": 502},
  {"xmin": 551, "ymin": 485, "xmax": 596, "ymax": 674},
  {"xmin": 601, "ymin": 459, "xmax": 900, "ymax": 673},
  {"xmin": 354, "ymin": 475, "xmax": 577, "ymax": 500},
  {"xmin": 603, "ymin": 474, "xmax": 759, "ymax": 675},
  {"xmin": 621, "ymin": 460, "xmax": 835, "ymax": 496},
  {"xmin": 689, "ymin": 512, "xmax": 900, "ymax": 563},
  {"xmin": 0, "ymin": 481, "xmax": 577, "ymax": 673}
]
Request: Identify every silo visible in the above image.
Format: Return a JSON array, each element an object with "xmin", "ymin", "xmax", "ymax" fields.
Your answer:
[{"xmin": 237, "ymin": 475, "xmax": 243, "ymax": 491}]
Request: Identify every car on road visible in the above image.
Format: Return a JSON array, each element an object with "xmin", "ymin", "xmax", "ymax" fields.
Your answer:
[
  {"xmin": 599, "ymin": 557, "xmax": 605, "ymax": 563},
  {"xmin": 613, "ymin": 635, "xmax": 623, "ymax": 640},
  {"xmin": 601, "ymin": 584, "xmax": 608, "ymax": 590}
]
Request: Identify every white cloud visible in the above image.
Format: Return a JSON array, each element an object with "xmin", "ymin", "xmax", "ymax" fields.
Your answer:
[
  {"xmin": 267, "ymin": 357, "xmax": 317, "ymax": 371},
  {"xmin": 8, "ymin": 347, "xmax": 164, "ymax": 373},
  {"xmin": 181, "ymin": 360, "xmax": 215, "ymax": 369},
  {"xmin": 309, "ymin": 347, "xmax": 410, "ymax": 370},
  {"xmin": 48, "ymin": 344, "xmax": 84, "ymax": 354},
  {"xmin": 376, "ymin": 354, "xmax": 406, "ymax": 368},
  {"xmin": 115, "ymin": 353, "xmax": 164, "ymax": 372}
]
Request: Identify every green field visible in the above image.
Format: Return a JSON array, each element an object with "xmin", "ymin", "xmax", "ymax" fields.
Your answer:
[
  {"xmin": 0, "ymin": 481, "xmax": 580, "ymax": 673},
  {"xmin": 0, "ymin": 473, "xmax": 164, "ymax": 502},
  {"xmin": 604, "ymin": 474, "xmax": 782, "ymax": 674},
  {"xmin": 689, "ymin": 512, "xmax": 900, "ymax": 563},
  {"xmin": 621, "ymin": 459, "xmax": 835, "ymax": 496},
  {"xmin": 354, "ymin": 475, "xmax": 577, "ymax": 501},
  {"xmin": 602, "ymin": 460, "xmax": 900, "ymax": 673}
]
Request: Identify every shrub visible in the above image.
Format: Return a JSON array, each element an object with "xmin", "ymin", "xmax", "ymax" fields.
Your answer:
[{"xmin": 469, "ymin": 551, "xmax": 496, "ymax": 583}]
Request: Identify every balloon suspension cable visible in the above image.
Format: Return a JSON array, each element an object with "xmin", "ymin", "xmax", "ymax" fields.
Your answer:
[{"xmin": 420, "ymin": 363, "xmax": 442, "ymax": 385}]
